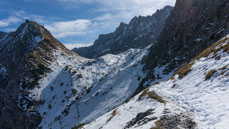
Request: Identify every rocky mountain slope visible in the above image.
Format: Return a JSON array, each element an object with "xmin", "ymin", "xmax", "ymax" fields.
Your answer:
[
  {"xmin": 1, "ymin": 0, "xmax": 229, "ymax": 128},
  {"xmin": 0, "ymin": 20, "xmax": 75, "ymax": 129},
  {"xmin": 0, "ymin": 20, "xmax": 172, "ymax": 129},
  {"xmin": 84, "ymin": 33, "xmax": 229, "ymax": 129},
  {"xmin": 73, "ymin": 6, "xmax": 173, "ymax": 59},
  {"xmin": 143, "ymin": 0, "xmax": 229, "ymax": 84}
]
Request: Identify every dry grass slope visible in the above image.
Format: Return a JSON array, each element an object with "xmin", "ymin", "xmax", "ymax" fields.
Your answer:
[
  {"xmin": 172, "ymin": 63, "xmax": 193, "ymax": 79},
  {"xmin": 138, "ymin": 88, "xmax": 166, "ymax": 104},
  {"xmin": 172, "ymin": 37, "xmax": 229, "ymax": 79},
  {"xmin": 194, "ymin": 38, "xmax": 229, "ymax": 60}
]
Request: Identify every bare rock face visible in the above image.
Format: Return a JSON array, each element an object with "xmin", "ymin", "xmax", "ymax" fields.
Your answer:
[
  {"xmin": 0, "ymin": 20, "xmax": 72, "ymax": 129},
  {"xmin": 143, "ymin": 0, "xmax": 229, "ymax": 78},
  {"xmin": 73, "ymin": 6, "xmax": 173, "ymax": 59},
  {"xmin": 155, "ymin": 114, "xmax": 196, "ymax": 129}
]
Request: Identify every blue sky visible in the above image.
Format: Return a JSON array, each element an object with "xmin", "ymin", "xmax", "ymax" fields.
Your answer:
[{"xmin": 0, "ymin": 0, "xmax": 175, "ymax": 49}]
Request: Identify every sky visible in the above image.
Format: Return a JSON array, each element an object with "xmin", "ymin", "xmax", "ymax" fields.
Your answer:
[{"xmin": 0, "ymin": 0, "xmax": 176, "ymax": 49}]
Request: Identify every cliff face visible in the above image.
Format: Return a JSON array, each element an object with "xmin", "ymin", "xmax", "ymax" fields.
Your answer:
[
  {"xmin": 143, "ymin": 0, "xmax": 229, "ymax": 78},
  {"xmin": 73, "ymin": 6, "xmax": 173, "ymax": 59}
]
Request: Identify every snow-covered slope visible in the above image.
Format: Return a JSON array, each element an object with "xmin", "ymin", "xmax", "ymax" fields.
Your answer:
[
  {"xmin": 0, "ymin": 20, "xmax": 174, "ymax": 129},
  {"xmin": 30, "ymin": 45, "xmax": 154, "ymax": 129},
  {"xmin": 84, "ymin": 35, "xmax": 229, "ymax": 129}
]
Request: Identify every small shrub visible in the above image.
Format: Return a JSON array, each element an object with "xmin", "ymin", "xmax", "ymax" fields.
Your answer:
[
  {"xmin": 48, "ymin": 104, "xmax": 52, "ymax": 109},
  {"xmin": 94, "ymin": 92, "xmax": 99, "ymax": 96},
  {"xmin": 50, "ymin": 86, "xmax": 54, "ymax": 91},
  {"xmin": 62, "ymin": 99, "xmax": 65, "ymax": 103},
  {"xmin": 71, "ymin": 123, "xmax": 85, "ymax": 129},
  {"xmin": 62, "ymin": 109, "xmax": 69, "ymax": 116},
  {"xmin": 106, "ymin": 109, "xmax": 117, "ymax": 123},
  {"xmin": 71, "ymin": 89, "xmax": 77, "ymax": 95},
  {"xmin": 155, "ymin": 82, "xmax": 160, "ymax": 85},
  {"xmin": 156, "ymin": 74, "xmax": 161, "ymax": 80},
  {"xmin": 54, "ymin": 116, "xmax": 61, "ymax": 121},
  {"xmin": 215, "ymin": 55, "xmax": 221, "ymax": 60},
  {"xmin": 171, "ymin": 84, "xmax": 176, "ymax": 88},
  {"xmin": 78, "ymin": 74, "xmax": 83, "ymax": 78},
  {"xmin": 86, "ymin": 87, "xmax": 92, "ymax": 94},
  {"xmin": 205, "ymin": 70, "xmax": 217, "ymax": 80},
  {"xmin": 219, "ymin": 65, "xmax": 228, "ymax": 70},
  {"xmin": 219, "ymin": 65, "xmax": 228, "ymax": 75}
]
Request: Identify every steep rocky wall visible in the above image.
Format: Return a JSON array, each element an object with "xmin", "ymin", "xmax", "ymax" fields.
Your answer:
[{"xmin": 144, "ymin": 0, "xmax": 229, "ymax": 74}]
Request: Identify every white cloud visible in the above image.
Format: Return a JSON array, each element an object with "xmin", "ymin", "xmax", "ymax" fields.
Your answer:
[
  {"xmin": 64, "ymin": 43, "xmax": 92, "ymax": 49},
  {"xmin": 0, "ymin": 16, "xmax": 21, "ymax": 27},
  {"xmin": 0, "ymin": 21, "xmax": 8, "ymax": 27},
  {"xmin": 45, "ymin": 19, "xmax": 92, "ymax": 38},
  {"xmin": 0, "ymin": 10, "xmax": 47, "ymax": 28},
  {"xmin": 58, "ymin": 0, "xmax": 176, "ymax": 18},
  {"xmin": 56, "ymin": 0, "xmax": 176, "ymax": 37}
]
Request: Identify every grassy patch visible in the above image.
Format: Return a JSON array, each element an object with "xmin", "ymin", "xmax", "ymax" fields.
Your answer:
[
  {"xmin": 194, "ymin": 38, "xmax": 228, "ymax": 60},
  {"xmin": 171, "ymin": 38, "xmax": 229, "ymax": 80},
  {"xmin": 205, "ymin": 69, "xmax": 217, "ymax": 80},
  {"xmin": 172, "ymin": 63, "xmax": 193, "ymax": 79},
  {"xmin": 138, "ymin": 88, "xmax": 165, "ymax": 104}
]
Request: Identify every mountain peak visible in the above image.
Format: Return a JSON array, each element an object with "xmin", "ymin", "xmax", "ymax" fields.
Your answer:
[
  {"xmin": 16, "ymin": 20, "xmax": 40, "ymax": 32},
  {"xmin": 15, "ymin": 20, "xmax": 58, "ymax": 42}
]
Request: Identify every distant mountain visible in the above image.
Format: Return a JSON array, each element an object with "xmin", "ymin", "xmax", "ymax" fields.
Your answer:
[{"xmin": 73, "ymin": 6, "xmax": 173, "ymax": 59}]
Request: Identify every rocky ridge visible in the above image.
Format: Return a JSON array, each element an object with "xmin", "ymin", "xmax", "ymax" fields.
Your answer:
[{"xmin": 73, "ymin": 6, "xmax": 173, "ymax": 58}]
